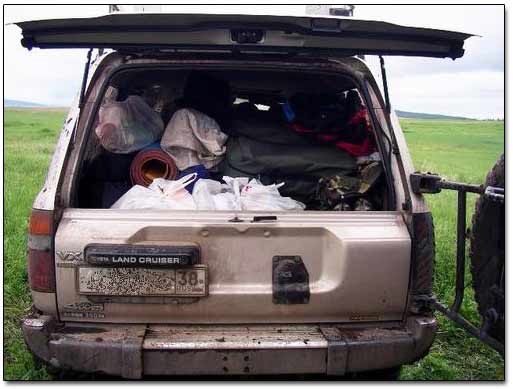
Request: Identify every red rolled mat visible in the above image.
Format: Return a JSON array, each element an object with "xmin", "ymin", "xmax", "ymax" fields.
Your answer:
[{"xmin": 130, "ymin": 148, "xmax": 178, "ymax": 187}]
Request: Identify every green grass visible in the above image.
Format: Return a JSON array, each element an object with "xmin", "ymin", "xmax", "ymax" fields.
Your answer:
[
  {"xmin": 4, "ymin": 108, "xmax": 65, "ymax": 380},
  {"xmin": 3, "ymin": 110, "xmax": 504, "ymax": 380}
]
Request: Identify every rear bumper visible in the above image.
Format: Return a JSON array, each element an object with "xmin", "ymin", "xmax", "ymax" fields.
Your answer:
[{"xmin": 22, "ymin": 314, "xmax": 436, "ymax": 379}]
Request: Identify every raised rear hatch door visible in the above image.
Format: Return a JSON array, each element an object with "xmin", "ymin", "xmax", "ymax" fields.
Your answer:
[{"xmin": 16, "ymin": 13, "xmax": 472, "ymax": 58}]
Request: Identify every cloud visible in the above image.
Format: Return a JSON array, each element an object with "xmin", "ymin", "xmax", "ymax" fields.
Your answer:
[
  {"xmin": 4, "ymin": 24, "xmax": 87, "ymax": 105},
  {"xmin": 356, "ymin": 4, "xmax": 504, "ymax": 75},
  {"xmin": 386, "ymin": 71, "xmax": 504, "ymax": 119}
]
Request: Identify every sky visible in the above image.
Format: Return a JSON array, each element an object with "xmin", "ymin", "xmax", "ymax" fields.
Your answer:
[{"xmin": 4, "ymin": 4, "xmax": 504, "ymax": 119}]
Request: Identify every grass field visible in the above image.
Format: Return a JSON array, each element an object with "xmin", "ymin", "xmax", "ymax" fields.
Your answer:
[{"xmin": 3, "ymin": 109, "xmax": 505, "ymax": 380}]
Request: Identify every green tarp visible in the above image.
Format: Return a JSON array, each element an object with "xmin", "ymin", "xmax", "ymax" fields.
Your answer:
[{"xmin": 220, "ymin": 118, "xmax": 357, "ymax": 204}]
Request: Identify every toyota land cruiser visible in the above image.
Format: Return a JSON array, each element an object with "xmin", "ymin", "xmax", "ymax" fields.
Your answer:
[{"xmin": 17, "ymin": 12, "xmax": 472, "ymax": 378}]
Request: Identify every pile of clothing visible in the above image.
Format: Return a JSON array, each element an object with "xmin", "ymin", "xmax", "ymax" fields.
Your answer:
[
  {"xmin": 220, "ymin": 90, "xmax": 380, "ymax": 210},
  {"xmin": 285, "ymin": 90, "xmax": 376, "ymax": 157}
]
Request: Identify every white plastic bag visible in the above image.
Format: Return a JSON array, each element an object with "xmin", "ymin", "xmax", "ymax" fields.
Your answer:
[
  {"xmin": 148, "ymin": 173, "xmax": 197, "ymax": 210},
  {"xmin": 160, "ymin": 108, "xmax": 228, "ymax": 170},
  {"xmin": 193, "ymin": 177, "xmax": 305, "ymax": 211},
  {"xmin": 112, "ymin": 174, "xmax": 305, "ymax": 211},
  {"xmin": 192, "ymin": 179, "xmax": 221, "ymax": 210},
  {"xmin": 95, "ymin": 95, "xmax": 164, "ymax": 154},
  {"xmin": 192, "ymin": 179, "xmax": 239, "ymax": 210},
  {"xmin": 110, "ymin": 185, "xmax": 175, "ymax": 210},
  {"xmin": 239, "ymin": 179, "xmax": 306, "ymax": 211},
  {"xmin": 222, "ymin": 176, "xmax": 305, "ymax": 211},
  {"xmin": 221, "ymin": 176, "xmax": 249, "ymax": 208},
  {"xmin": 111, "ymin": 174, "xmax": 197, "ymax": 210}
]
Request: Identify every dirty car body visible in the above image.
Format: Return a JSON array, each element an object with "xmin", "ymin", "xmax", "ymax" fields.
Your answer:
[{"xmin": 18, "ymin": 12, "xmax": 472, "ymax": 378}]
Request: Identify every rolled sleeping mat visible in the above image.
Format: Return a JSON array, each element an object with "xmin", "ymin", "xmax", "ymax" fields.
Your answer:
[{"xmin": 130, "ymin": 143, "xmax": 178, "ymax": 187}]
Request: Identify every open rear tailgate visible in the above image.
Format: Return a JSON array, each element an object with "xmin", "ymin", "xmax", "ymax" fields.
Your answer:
[{"xmin": 16, "ymin": 13, "xmax": 472, "ymax": 58}]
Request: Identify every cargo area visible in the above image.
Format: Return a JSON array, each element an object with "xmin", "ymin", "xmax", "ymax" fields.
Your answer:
[{"xmin": 75, "ymin": 67, "xmax": 389, "ymax": 212}]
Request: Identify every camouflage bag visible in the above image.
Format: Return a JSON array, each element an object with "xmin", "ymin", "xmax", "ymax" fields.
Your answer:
[
  {"xmin": 315, "ymin": 161, "xmax": 383, "ymax": 211},
  {"xmin": 315, "ymin": 175, "xmax": 361, "ymax": 211}
]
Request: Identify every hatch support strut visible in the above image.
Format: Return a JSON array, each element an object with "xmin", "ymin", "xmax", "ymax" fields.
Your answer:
[
  {"xmin": 410, "ymin": 172, "xmax": 505, "ymax": 356},
  {"xmin": 79, "ymin": 48, "xmax": 93, "ymax": 109},
  {"xmin": 379, "ymin": 56, "xmax": 391, "ymax": 114}
]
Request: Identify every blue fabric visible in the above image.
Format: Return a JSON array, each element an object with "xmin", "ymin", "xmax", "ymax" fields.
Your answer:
[
  {"xmin": 281, "ymin": 101, "xmax": 296, "ymax": 122},
  {"xmin": 144, "ymin": 141, "xmax": 162, "ymax": 151},
  {"xmin": 177, "ymin": 165, "xmax": 210, "ymax": 193}
]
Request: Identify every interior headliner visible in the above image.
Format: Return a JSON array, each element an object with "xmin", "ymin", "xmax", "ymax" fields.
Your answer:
[{"xmin": 110, "ymin": 68, "xmax": 357, "ymax": 98}]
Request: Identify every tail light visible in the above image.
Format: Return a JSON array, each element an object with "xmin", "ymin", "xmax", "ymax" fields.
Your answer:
[
  {"xmin": 27, "ymin": 209, "xmax": 55, "ymax": 292},
  {"xmin": 410, "ymin": 212, "xmax": 435, "ymax": 296}
]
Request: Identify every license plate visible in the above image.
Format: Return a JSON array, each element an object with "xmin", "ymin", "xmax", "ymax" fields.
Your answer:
[{"xmin": 77, "ymin": 266, "xmax": 208, "ymax": 297}]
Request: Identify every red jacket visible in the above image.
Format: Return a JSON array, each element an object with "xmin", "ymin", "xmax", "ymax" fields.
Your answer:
[{"xmin": 289, "ymin": 108, "xmax": 375, "ymax": 157}]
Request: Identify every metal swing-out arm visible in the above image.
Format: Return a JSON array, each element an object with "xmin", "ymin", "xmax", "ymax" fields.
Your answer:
[{"xmin": 410, "ymin": 172, "xmax": 504, "ymax": 356}]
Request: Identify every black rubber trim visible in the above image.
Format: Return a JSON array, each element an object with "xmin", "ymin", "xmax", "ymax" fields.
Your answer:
[{"xmin": 84, "ymin": 244, "xmax": 200, "ymax": 267}]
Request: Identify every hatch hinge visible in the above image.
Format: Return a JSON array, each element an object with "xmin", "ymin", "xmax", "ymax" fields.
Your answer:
[{"xmin": 379, "ymin": 56, "xmax": 391, "ymax": 114}]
